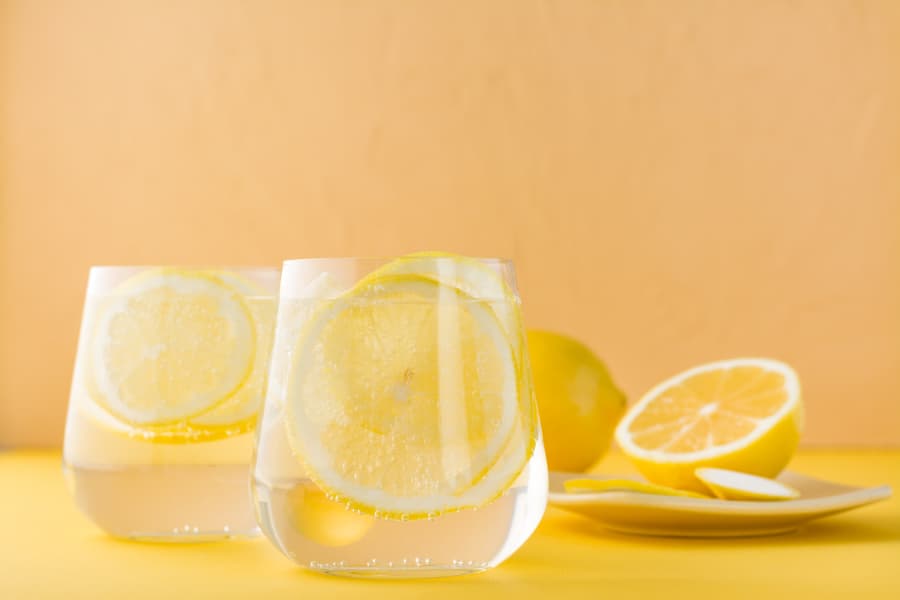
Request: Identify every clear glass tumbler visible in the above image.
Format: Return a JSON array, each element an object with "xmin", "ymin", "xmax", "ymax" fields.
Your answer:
[
  {"xmin": 252, "ymin": 255, "xmax": 547, "ymax": 578},
  {"xmin": 63, "ymin": 266, "xmax": 279, "ymax": 540}
]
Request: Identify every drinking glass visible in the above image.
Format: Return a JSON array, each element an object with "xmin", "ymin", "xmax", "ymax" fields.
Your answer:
[
  {"xmin": 252, "ymin": 256, "xmax": 547, "ymax": 578},
  {"xmin": 63, "ymin": 266, "xmax": 279, "ymax": 540}
]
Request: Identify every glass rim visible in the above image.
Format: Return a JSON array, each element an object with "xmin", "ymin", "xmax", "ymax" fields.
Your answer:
[
  {"xmin": 282, "ymin": 256, "xmax": 514, "ymax": 267},
  {"xmin": 86, "ymin": 265, "xmax": 281, "ymax": 272}
]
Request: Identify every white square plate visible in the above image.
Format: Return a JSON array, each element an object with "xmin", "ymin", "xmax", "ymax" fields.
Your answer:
[{"xmin": 548, "ymin": 471, "xmax": 892, "ymax": 537}]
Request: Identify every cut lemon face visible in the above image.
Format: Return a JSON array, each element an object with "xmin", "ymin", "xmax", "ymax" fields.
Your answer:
[
  {"xmin": 615, "ymin": 358, "xmax": 802, "ymax": 492},
  {"xmin": 89, "ymin": 269, "xmax": 256, "ymax": 428},
  {"xmin": 284, "ymin": 274, "xmax": 534, "ymax": 519}
]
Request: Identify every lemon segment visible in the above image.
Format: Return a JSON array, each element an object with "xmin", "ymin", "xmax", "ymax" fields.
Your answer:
[
  {"xmin": 615, "ymin": 358, "xmax": 802, "ymax": 492},
  {"xmin": 564, "ymin": 478, "xmax": 709, "ymax": 499},
  {"xmin": 89, "ymin": 268, "xmax": 256, "ymax": 427},
  {"xmin": 284, "ymin": 274, "xmax": 533, "ymax": 519},
  {"xmin": 695, "ymin": 467, "xmax": 800, "ymax": 501}
]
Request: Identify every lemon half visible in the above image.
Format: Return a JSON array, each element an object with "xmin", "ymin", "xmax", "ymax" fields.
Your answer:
[{"xmin": 615, "ymin": 358, "xmax": 802, "ymax": 492}]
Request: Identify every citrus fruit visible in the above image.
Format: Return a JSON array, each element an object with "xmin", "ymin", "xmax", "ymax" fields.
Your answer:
[
  {"xmin": 695, "ymin": 467, "xmax": 800, "ymax": 501},
  {"xmin": 89, "ymin": 268, "xmax": 256, "ymax": 427},
  {"xmin": 284, "ymin": 273, "xmax": 535, "ymax": 519},
  {"xmin": 615, "ymin": 358, "xmax": 802, "ymax": 492},
  {"xmin": 527, "ymin": 330, "xmax": 626, "ymax": 472},
  {"xmin": 188, "ymin": 271, "xmax": 277, "ymax": 433}
]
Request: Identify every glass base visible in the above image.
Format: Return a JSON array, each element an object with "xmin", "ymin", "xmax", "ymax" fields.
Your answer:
[
  {"xmin": 308, "ymin": 564, "xmax": 487, "ymax": 579},
  {"xmin": 64, "ymin": 462, "xmax": 259, "ymax": 541},
  {"xmin": 123, "ymin": 528, "xmax": 261, "ymax": 543}
]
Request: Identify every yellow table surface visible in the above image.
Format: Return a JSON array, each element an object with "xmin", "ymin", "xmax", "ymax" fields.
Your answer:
[{"xmin": 3, "ymin": 450, "xmax": 898, "ymax": 599}]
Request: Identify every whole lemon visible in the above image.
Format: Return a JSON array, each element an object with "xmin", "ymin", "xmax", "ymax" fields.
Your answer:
[{"xmin": 527, "ymin": 330, "xmax": 626, "ymax": 472}]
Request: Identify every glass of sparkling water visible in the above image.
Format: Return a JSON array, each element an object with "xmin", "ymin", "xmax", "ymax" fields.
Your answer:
[
  {"xmin": 63, "ymin": 266, "xmax": 279, "ymax": 540},
  {"xmin": 252, "ymin": 254, "xmax": 547, "ymax": 578}
]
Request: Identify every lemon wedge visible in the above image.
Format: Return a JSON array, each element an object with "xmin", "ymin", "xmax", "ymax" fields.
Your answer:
[
  {"xmin": 615, "ymin": 358, "xmax": 802, "ymax": 492},
  {"xmin": 284, "ymin": 274, "xmax": 534, "ymax": 519},
  {"xmin": 564, "ymin": 478, "xmax": 709, "ymax": 499},
  {"xmin": 89, "ymin": 268, "xmax": 256, "ymax": 427},
  {"xmin": 695, "ymin": 468, "xmax": 800, "ymax": 500}
]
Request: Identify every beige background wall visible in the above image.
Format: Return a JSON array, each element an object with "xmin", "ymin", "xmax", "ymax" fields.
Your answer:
[{"xmin": 2, "ymin": 1, "xmax": 899, "ymax": 447}]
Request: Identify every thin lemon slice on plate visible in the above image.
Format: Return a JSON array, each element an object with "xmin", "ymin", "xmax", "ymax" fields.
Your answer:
[
  {"xmin": 89, "ymin": 268, "xmax": 256, "ymax": 427},
  {"xmin": 615, "ymin": 358, "xmax": 802, "ymax": 492},
  {"xmin": 564, "ymin": 478, "xmax": 709, "ymax": 499},
  {"xmin": 284, "ymin": 274, "xmax": 534, "ymax": 519},
  {"xmin": 696, "ymin": 468, "xmax": 800, "ymax": 501}
]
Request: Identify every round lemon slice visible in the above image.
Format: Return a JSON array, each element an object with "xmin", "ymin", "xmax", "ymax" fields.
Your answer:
[
  {"xmin": 615, "ymin": 358, "xmax": 802, "ymax": 492},
  {"xmin": 89, "ymin": 268, "xmax": 256, "ymax": 427},
  {"xmin": 188, "ymin": 271, "xmax": 277, "ymax": 433},
  {"xmin": 284, "ymin": 275, "xmax": 530, "ymax": 519}
]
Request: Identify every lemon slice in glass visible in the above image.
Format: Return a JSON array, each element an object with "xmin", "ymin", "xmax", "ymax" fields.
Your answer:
[
  {"xmin": 187, "ymin": 271, "xmax": 277, "ymax": 433},
  {"xmin": 89, "ymin": 268, "xmax": 256, "ymax": 427},
  {"xmin": 284, "ymin": 274, "xmax": 532, "ymax": 519}
]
